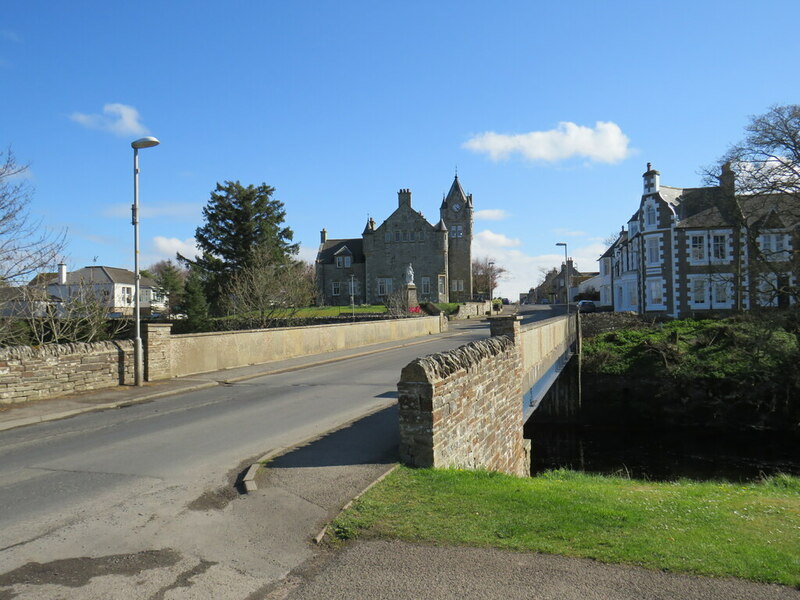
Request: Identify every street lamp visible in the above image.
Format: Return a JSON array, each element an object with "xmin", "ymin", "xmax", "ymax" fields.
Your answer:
[
  {"xmin": 131, "ymin": 136, "xmax": 160, "ymax": 386},
  {"xmin": 556, "ymin": 242, "xmax": 569, "ymax": 316},
  {"xmin": 488, "ymin": 261, "xmax": 495, "ymax": 310}
]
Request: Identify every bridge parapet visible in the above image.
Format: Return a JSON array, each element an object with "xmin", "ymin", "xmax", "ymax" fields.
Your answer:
[
  {"xmin": 398, "ymin": 336, "xmax": 530, "ymax": 477},
  {"xmin": 397, "ymin": 313, "xmax": 577, "ymax": 476}
]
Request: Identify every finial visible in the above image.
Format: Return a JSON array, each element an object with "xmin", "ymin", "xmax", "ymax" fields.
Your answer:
[{"xmin": 455, "ymin": 165, "xmax": 458, "ymax": 179}]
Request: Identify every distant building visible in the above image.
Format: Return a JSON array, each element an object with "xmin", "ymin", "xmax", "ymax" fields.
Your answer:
[
  {"xmin": 316, "ymin": 176, "xmax": 474, "ymax": 305},
  {"xmin": 43, "ymin": 264, "xmax": 166, "ymax": 316}
]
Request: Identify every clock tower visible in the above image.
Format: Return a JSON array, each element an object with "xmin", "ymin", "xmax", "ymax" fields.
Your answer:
[{"xmin": 440, "ymin": 174, "xmax": 473, "ymax": 302}]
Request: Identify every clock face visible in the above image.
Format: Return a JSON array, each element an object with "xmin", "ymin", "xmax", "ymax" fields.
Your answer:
[{"xmin": 452, "ymin": 202, "xmax": 462, "ymax": 212}]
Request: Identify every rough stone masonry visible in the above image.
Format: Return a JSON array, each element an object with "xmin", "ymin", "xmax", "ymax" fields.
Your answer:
[{"xmin": 398, "ymin": 317, "xmax": 530, "ymax": 477}]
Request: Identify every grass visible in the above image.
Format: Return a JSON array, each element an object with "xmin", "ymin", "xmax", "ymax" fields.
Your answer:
[{"xmin": 331, "ymin": 467, "xmax": 800, "ymax": 587}]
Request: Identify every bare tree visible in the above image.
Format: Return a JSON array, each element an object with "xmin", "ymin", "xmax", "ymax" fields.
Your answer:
[
  {"xmin": 0, "ymin": 148, "xmax": 66, "ymax": 284},
  {"xmin": 224, "ymin": 247, "xmax": 315, "ymax": 328},
  {"xmin": 472, "ymin": 257, "xmax": 507, "ymax": 299},
  {"xmin": 705, "ymin": 105, "xmax": 800, "ymax": 307}
]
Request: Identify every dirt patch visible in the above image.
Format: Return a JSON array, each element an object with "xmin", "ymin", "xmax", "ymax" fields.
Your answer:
[
  {"xmin": 0, "ymin": 548, "xmax": 181, "ymax": 590},
  {"xmin": 186, "ymin": 485, "xmax": 239, "ymax": 511}
]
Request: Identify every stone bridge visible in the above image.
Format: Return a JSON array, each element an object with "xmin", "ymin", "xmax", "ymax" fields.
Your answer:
[{"xmin": 398, "ymin": 314, "xmax": 578, "ymax": 476}]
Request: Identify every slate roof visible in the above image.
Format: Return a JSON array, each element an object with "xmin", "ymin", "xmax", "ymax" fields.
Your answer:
[
  {"xmin": 40, "ymin": 266, "xmax": 157, "ymax": 288},
  {"xmin": 317, "ymin": 239, "xmax": 365, "ymax": 264},
  {"xmin": 440, "ymin": 175, "xmax": 471, "ymax": 210}
]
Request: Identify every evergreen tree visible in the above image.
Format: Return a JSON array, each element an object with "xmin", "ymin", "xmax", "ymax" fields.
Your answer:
[
  {"xmin": 148, "ymin": 259, "xmax": 186, "ymax": 317},
  {"xmin": 180, "ymin": 267, "xmax": 210, "ymax": 332},
  {"xmin": 181, "ymin": 180, "xmax": 298, "ymax": 312}
]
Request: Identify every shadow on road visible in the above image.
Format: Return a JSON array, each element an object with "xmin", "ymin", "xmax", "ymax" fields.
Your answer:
[{"xmin": 267, "ymin": 405, "xmax": 400, "ymax": 469}]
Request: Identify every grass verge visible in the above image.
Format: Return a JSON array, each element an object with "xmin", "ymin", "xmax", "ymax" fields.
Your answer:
[{"xmin": 331, "ymin": 467, "xmax": 800, "ymax": 587}]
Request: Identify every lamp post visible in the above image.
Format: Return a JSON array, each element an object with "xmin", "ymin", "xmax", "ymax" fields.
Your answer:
[
  {"xmin": 488, "ymin": 261, "xmax": 495, "ymax": 310},
  {"xmin": 131, "ymin": 136, "xmax": 160, "ymax": 386},
  {"xmin": 556, "ymin": 242, "xmax": 569, "ymax": 316}
]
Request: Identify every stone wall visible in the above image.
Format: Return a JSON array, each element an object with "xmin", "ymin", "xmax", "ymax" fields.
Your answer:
[
  {"xmin": 398, "ymin": 326, "xmax": 530, "ymax": 477},
  {"xmin": 146, "ymin": 314, "xmax": 447, "ymax": 380},
  {"xmin": 450, "ymin": 300, "xmax": 494, "ymax": 320},
  {"xmin": 0, "ymin": 341, "xmax": 134, "ymax": 404}
]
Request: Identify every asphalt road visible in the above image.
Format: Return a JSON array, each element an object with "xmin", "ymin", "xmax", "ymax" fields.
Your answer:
[{"xmin": 0, "ymin": 321, "xmax": 489, "ymax": 599}]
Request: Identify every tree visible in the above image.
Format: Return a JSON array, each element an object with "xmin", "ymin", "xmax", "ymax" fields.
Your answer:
[
  {"xmin": 0, "ymin": 148, "xmax": 66, "ymax": 284},
  {"xmin": 707, "ymin": 104, "xmax": 800, "ymax": 307},
  {"xmin": 224, "ymin": 249, "xmax": 315, "ymax": 328},
  {"xmin": 472, "ymin": 257, "xmax": 507, "ymax": 299},
  {"xmin": 181, "ymin": 181, "xmax": 298, "ymax": 312},
  {"xmin": 147, "ymin": 259, "xmax": 186, "ymax": 317},
  {"xmin": 179, "ymin": 267, "xmax": 210, "ymax": 332}
]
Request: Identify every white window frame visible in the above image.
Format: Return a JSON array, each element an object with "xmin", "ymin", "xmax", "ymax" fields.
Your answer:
[
  {"xmin": 645, "ymin": 205, "xmax": 656, "ymax": 228},
  {"xmin": 331, "ymin": 281, "xmax": 340, "ymax": 296},
  {"xmin": 711, "ymin": 234, "xmax": 727, "ymax": 261},
  {"xmin": 646, "ymin": 278, "xmax": 664, "ymax": 308},
  {"xmin": 335, "ymin": 255, "xmax": 351, "ymax": 268},
  {"xmin": 377, "ymin": 278, "xmax": 393, "ymax": 297},
  {"xmin": 689, "ymin": 234, "xmax": 706, "ymax": 264},
  {"xmin": 645, "ymin": 236, "xmax": 660, "ymax": 266},
  {"xmin": 688, "ymin": 276, "xmax": 708, "ymax": 307}
]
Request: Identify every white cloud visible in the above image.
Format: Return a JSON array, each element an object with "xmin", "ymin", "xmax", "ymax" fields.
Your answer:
[
  {"xmin": 463, "ymin": 121, "xmax": 631, "ymax": 164},
  {"xmin": 152, "ymin": 236, "xmax": 200, "ymax": 261},
  {"xmin": 474, "ymin": 209, "xmax": 509, "ymax": 221},
  {"xmin": 70, "ymin": 103, "xmax": 149, "ymax": 137},
  {"xmin": 103, "ymin": 202, "xmax": 201, "ymax": 220},
  {"xmin": 472, "ymin": 228, "xmax": 607, "ymax": 299},
  {"xmin": 296, "ymin": 245, "xmax": 318, "ymax": 264},
  {"xmin": 474, "ymin": 229, "xmax": 521, "ymax": 249}
]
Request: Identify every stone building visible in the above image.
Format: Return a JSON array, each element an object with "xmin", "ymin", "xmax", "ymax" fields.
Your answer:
[
  {"xmin": 316, "ymin": 175, "xmax": 474, "ymax": 306},
  {"xmin": 603, "ymin": 163, "xmax": 798, "ymax": 317}
]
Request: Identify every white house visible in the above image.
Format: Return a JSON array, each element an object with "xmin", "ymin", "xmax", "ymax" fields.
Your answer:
[{"xmin": 46, "ymin": 264, "xmax": 166, "ymax": 316}]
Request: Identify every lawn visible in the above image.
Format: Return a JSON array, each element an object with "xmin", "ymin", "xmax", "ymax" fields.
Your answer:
[{"xmin": 332, "ymin": 467, "xmax": 800, "ymax": 587}]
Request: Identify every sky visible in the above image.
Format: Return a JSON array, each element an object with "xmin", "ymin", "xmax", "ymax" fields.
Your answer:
[{"xmin": 3, "ymin": 1, "xmax": 800, "ymax": 299}]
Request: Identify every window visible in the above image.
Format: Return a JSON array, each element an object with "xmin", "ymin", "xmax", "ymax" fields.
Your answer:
[
  {"xmin": 645, "ymin": 237, "xmax": 660, "ymax": 265},
  {"xmin": 712, "ymin": 235, "xmax": 727, "ymax": 260},
  {"xmin": 450, "ymin": 225, "xmax": 463, "ymax": 238},
  {"xmin": 377, "ymin": 278, "xmax": 392, "ymax": 296},
  {"xmin": 451, "ymin": 280, "xmax": 458, "ymax": 292},
  {"xmin": 421, "ymin": 277, "xmax": 430, "ymax": 295},
  {"xmin": 712, "ymin": 281, "xmax": 728, "ymax": 304},
  {"xmin": 438, "ymin": 275, "xmax": 446, "ymax": 296},
  {"xmin": 394, "ymin": 231, "xmax": 400, "ymax": 242},
  {"xmin": 760, "ymin": 233, "xmax": 788, "ymax": 260},
  {"xmin": 646, "ymin": 279, "xmax": 663, "ymax": 306},
  {"xmin": 690, "ymin": 235, "xmax": 706, "ymax": 261},
  {"xmin": 335, "ymin": 255, "xmax": 352, "ymax": 268},
  {"xmin": 645, "ymin": 206, "xmax": 656, "ymax": 227},
  {"xmin": 691, "ymin": 278, "xmax": 706, "ymax": 304},
  {"xmin": 331, "ymin": 281, "xmax": 340, "ymax": 296},
  {"xmin": 384, "ymin": 232, "xmax": 392, "ymax": 242},
  {"xmin": 402, "ymin": 231, "xmax": 409, "ymax": 242}
]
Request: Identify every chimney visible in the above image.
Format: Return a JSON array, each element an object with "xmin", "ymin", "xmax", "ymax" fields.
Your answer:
[
  {"xmin": 398, "ymin": 188, "xmax": 412, "ymax": 208},
  {"xmin": 719, "ymin": 162, "xmax": 735, "ymax": 195},
  {"xmin": 320, "ymin": 228, "xmax": 327, "ymax": 244},
  {"xmin": 58, "ymin": 263, "xmax": 67, "ymax": 285},
  {"xmin": 643, "ymin": 163, "xmax": 660, "ymax": 195}
]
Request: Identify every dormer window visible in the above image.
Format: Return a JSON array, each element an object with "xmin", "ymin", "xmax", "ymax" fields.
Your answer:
[{"xmin": 335, "ymin": 256, "xmax": 351, "ymax": 268}]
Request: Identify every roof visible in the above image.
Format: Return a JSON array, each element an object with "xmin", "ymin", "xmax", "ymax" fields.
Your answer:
[
  {"xmin": 440, "ymin": 175, "xmax": 470, "ymax": 210},
  {"xmin": 43, "ymin": 266, "xmax": 157, "ymax": 288},
  {"xmin": 316, "ymin": 239, "xmax": 365, "ymax": 264}
]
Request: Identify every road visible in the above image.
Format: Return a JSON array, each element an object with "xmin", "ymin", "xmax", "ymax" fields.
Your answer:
[{"xmin": 0, "ymin": 321, "xmax": 488, "ymax": 599}]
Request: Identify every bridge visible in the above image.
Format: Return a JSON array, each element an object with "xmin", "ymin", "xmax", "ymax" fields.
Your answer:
[{"xmin": 398, "ymin": 312, "xmax": 579, "ymax": 477}]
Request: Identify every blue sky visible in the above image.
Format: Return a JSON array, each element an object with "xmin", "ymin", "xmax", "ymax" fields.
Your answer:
[{"xmin": 3, "ymin": 1, "xmax": 800, "ymax": 298}]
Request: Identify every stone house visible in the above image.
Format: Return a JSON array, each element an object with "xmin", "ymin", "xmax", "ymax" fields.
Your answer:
[
  {"xmin": 604, "ymin": 163, "xmax": 798, "ymax": 317},
  {"xmin": 316, "ymin": 176, "xmax": 474, "ymax": 306}
]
